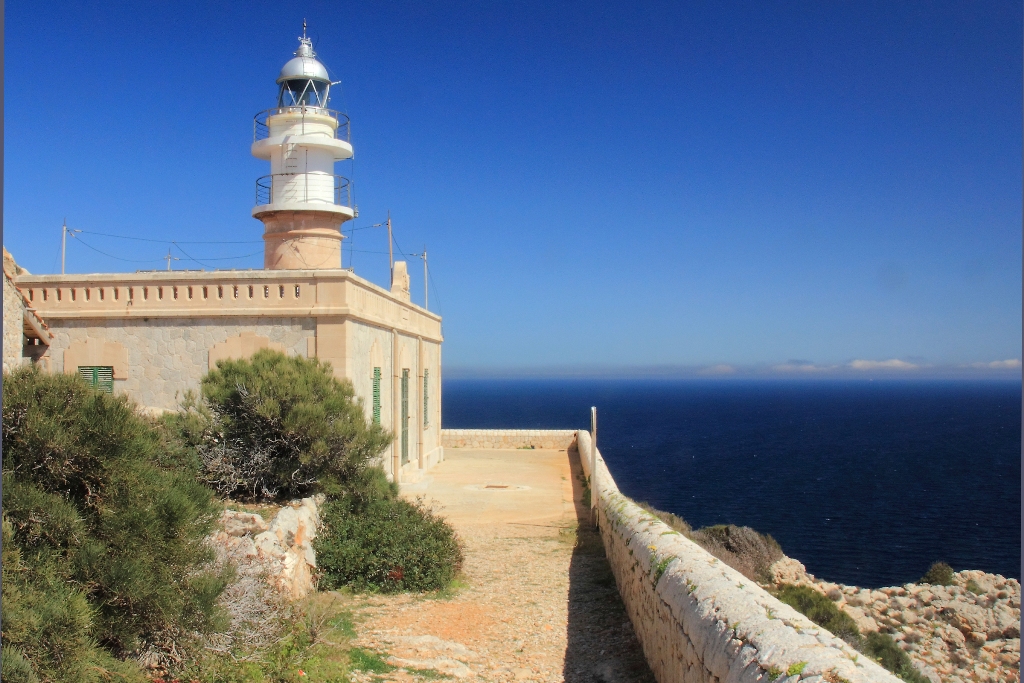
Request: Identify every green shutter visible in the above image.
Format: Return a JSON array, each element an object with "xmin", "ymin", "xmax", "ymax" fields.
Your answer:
[
  {"xmin": 400, "ymin": 369, "xmax": 409, "ymax": 465},
  {"xmin": 372, "ymin": 367, "xmax": 382, "ymax": 425},
  {"xmin": 423, "ymin": 369, "xmax": 429, "ymax": 428},
  {"xmin": 78, "ymin": 366, "xmax": 114, "ymax": 394}
]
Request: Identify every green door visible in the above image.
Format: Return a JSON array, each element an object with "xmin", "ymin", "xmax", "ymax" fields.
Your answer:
[
  {"xmin": 78, "ymin": 366, "xmax": 114, "ymax": 393},
  {"xmin": 400, "ymin": 369, "xmax": 410, "ymax": 465}
]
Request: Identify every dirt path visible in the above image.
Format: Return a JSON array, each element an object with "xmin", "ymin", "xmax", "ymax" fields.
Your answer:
[{"xmin": 340, "ymin": 447, "xmax": 654, "ymax": 683}]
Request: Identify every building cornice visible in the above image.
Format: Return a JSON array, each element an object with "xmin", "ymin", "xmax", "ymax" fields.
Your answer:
[{"xmin": 16, "ymin": 268, "xmax": 442, "ymax": 343}]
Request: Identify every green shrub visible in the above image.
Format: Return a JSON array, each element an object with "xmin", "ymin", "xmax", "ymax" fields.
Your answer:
[
  {"xmin": 920, "ymin": 561, "xmax": 955, "ymax": 586},
  {"xmin": 775, "ymin": 584, "xmax": 929, "ymax": 683},
  {"xmin": 638, "ymin": 502, "xmax": 692, "ymax": 534},
  {"xmin": 2, "ymin": 368, "xmax": 226, "ymax": 679},
  {"xmin": 181, "ymin": 595, "xmax": 354, "ymax": 683},
  {"xmin": 315, "ymin": 470, "xmax": 464, "ymax": 592},
  {"xmin": 862, "ymin": 632, "xmax": 931, "ymax": 683},
  {"xmin": 175, "ymin": 350, "xmax": 391, "ymax": 501},
  {"xmin": 774, "ymin": 584, "xmax": 861, "ymax": 644},
  {"xmin": 1, "ymin": 644, "xmax": 41, "ymax": 683}
]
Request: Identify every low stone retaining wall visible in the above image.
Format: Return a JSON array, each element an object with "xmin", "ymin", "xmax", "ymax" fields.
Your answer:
[
  {"xmin": 576, "ymin": 430, "xmax": 901, "ymax": 683},
  {"xmin": 441, "ymin": 429, "xmax": 575, "ymax": 450}
]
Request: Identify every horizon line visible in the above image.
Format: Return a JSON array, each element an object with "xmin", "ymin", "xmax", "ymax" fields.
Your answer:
[{"xmin": 443, "ymin": 362, "xmax": 1023, "ymax": 381}]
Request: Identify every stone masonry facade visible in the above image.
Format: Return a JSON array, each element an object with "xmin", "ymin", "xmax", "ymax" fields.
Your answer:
[
  {"xmin": 48, "ymin": 317, "xmax": 315, "ymax": 410},
  {"xmin": 3, "ymin": 267, "xmax": 25, "ymax": 373}
]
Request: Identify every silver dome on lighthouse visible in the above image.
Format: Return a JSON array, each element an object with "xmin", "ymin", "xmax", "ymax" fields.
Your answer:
[
  {"xmin": 277, "ymin": 36, "xmax": 330, "ymax": 84},
  {"xmin": 275, "ymin": 26, "xmax": 334, "ymax": 109}
]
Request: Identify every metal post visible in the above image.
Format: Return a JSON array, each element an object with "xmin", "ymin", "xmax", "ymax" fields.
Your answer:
[
  {"xmin": 387, "ymin": 211, "xmax": 394, "ymax": 286},
  {"xmin": 423, "ymin": 247, "xmax": 428, "ymax": 311},
  {"xmin": 590, "ymin": 406, "xmax": 598, "ymax": 525},
  {"xmin": 61, "ymin": 220, "xmax": 67, "ymax": 274}
]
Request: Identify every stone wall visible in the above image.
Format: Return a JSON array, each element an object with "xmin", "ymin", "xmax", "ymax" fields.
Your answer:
[
  {"xmin": 575, "ymin": 430, "xmax": 901, "ymax": 683},
  {"xmin": 3, "ymin": 268, "xmax": 25, "ymax": 373},
  {"xmin": 441, "ymin": 429, "xmax": 576, "ymax": 450},
  {"xmin": 48, "ymin": 317, "xmax": 315, "ymax": 409}
]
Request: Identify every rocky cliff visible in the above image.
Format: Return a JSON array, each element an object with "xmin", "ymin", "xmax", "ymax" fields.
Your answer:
[{"xmin": 769, "ymin": 558, "xmax": 1020, "ymax": 683}]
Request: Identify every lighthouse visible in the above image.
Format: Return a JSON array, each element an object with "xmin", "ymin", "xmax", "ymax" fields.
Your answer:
[{"xmin": 252, "ymin": 29, "xmax": 354, "ymax": 270}]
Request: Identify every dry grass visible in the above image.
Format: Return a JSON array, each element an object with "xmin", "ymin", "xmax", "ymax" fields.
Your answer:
[{"xmin": 636, "ymin": 502, "xmax": 783, "ymax": 583}]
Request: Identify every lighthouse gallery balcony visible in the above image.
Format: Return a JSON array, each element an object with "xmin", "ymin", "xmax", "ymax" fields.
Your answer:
[
  {"xmin": 253, "ymin": 173, "xmax": 354, "ymax": 219},
  {"xmin": 251, "ymin": 106, "xmax": 353, "ymax": 162}
]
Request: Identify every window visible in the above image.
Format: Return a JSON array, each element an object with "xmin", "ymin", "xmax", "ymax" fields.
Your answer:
[
  {"xmin": 423, "ymin": 369, "xmax": 429, "ymax": 428},
  {"xmin": 278, "ymin": 79, "xmax": 329, "ymax": 108},
  {"xmin": 79, "ymin": 366, "xmax": 114, "ymax": 394},
  {"xmin": 372, "ymin": 367, "xmax": 382, "ymax": 425}
]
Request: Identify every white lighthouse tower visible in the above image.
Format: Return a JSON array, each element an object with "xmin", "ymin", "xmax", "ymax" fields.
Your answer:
[{"xmin": 252, "ymin": 28, "xmax": 354, "ymax": 270}]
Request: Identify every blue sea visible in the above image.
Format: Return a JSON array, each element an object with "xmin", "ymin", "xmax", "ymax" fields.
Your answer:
[{"xmin": 442, "ymin": 379, "xmax": 1021, "ymax": 588}]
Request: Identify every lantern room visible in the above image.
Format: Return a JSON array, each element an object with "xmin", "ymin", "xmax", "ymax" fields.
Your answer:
[{"xmin": 277, "ymin": 35, "xmax": 332, "ymax": 109}]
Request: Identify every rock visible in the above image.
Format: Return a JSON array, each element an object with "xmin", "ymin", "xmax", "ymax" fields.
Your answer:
[
  {"xmin": 235, "ymin": 536, "xmax": 258, "ymax": 557},
  {"xmin": 843, "ymin": 605, "xmax": 879, "ymax": 633},
  {"xmin": 254, "ymin": 530, "xmax": 285, "ymax": 558},
  {"xmin": 220, "ymin": 509, "xmax": 269, "ymax": 537},
  {"xmin": 943, "ymin": 626, "xmax": 966, "ymax": 649},
  {"xmin": 763, "ymin": 555, "xmax": 1019, "ymax": 683},
  {"xmin": 209, "ymin": 495, "xmax": 323, "ymax": 600},
  {"xmin": 766, "ymin": 557, "xmax": 810, "ymax": 585}
]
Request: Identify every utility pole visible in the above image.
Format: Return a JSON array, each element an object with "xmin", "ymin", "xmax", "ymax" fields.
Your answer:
[
  {"xmin": 387, "ymin": 211, "xmax": 394, "ymax": 285},
  {"xmin": 165, "ymin": 249, "xmax": 173, "ymax": 271},
  {"xmin": 422, "ymin": 247, "xmax": 428, "ymax": 311},
  {"xmin": 61, "ymin": 220, "xmax": 80, "ymax": 274},
  {"xmin": 61, "ymin": 220, "xmax": 67, "ymax": 275}
]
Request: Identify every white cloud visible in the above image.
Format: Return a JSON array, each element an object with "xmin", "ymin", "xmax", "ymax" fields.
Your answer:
[
  {"xmin": 848, "ymin": 359, "xmax": 918, "ymax": 371},
  {"xmin": 772, "ymin": 362, "xmax": 836, "ymax": 373},
  {"xmin": 967, "ymin": 359, "xmax": 1022, "ymax": 369},
  {"xmin": 700, "ymin": 364, "xmax": 736, "ymax": 375}
]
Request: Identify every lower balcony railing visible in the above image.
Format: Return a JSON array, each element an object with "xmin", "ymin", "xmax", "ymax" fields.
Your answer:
[{"xmin": 255, "ymin": 173, "xmax": 352, "ymax": 209}]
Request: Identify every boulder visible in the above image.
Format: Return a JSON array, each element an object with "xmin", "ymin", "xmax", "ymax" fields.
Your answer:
[
  {"xmin": 220, "ymin": 509, "xmax": 270, "ymax": 537},
  {"xmin": 766, "ymin": 556, "xmax": 811, "ymax": 586},
  {"xmin": 210, "ymin": 496, "xmax": 323, "ymax": 600}
]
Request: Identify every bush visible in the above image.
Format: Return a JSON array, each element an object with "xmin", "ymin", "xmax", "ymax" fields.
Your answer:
[
  {"xmin": 2, "ymin": 368, "xmax": 227, "ymax": 680},
  {"xmin": 775, "ymin": 584, "xmax": 929, "ymax": 683},
  {"xmin": 638, "ymin": 501, "xmax": 692, "ymax": 534},
  {"xmin": 862, "ymin": 632, "xmax": 931, "ymax": 683},
  {"xmin": 315, "ymin": 470, "xmax": 464, "ymax": 592},
  {"xmin": 636, "ymin": 502, "xmax": 782, "ymax": 583},
  {"xmin": 774, "ymin": 584, "xmax": 861, "ymax": 644},
  {"xmin": 920, "ymin": 561, "xmax": 955, "ymax": 586},
  {"xmin": 175, "ymin": 350, "xmax": 391, "ymax": 501},
  {"xmin": 689, "ymin": 524, "xmax": 784, "ymax": 584}
]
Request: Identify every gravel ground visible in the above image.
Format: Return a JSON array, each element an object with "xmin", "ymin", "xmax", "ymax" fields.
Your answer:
[{"xmin": 341, "ymin": 448, "xmax": 655, "ymax": 683}]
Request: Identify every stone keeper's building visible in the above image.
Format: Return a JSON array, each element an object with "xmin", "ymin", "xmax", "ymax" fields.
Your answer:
[{"xmin": 2, "ymin": 33, "xmax": 442, "ymax": 483}]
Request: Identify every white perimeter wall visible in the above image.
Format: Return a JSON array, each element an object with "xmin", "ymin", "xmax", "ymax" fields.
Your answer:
[{"xmin": 575, "ymin": 430, "xmax": 902, "ymax": 683}]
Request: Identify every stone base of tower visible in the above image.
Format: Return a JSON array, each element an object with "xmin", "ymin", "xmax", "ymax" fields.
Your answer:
[{"xmin": 260, "ymin": 210, "xmax": 346, "ymax": 270}]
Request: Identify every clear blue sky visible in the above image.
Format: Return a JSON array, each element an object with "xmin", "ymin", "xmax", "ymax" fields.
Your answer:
[{"xmin": 4, "ymin": 1, "xmax": 1021, "ymax": 376}]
